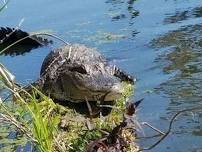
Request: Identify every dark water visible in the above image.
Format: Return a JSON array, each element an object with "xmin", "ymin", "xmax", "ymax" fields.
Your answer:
[{"xmin": 1, "ymin": 0, "xmax": 202, "ymax": 151}]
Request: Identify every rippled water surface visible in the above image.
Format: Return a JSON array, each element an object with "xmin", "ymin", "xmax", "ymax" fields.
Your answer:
[{"xmin": 1, "ymin": 0, "xmax": 202, "ymax": 151}]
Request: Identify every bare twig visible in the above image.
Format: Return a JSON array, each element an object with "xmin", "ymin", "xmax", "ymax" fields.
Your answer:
[
  {"xmin": 138, "ymin": 107, "xmax": 202, "ymax": 151},
  {"xmin": 85, "ymin": 97, "xmax": 93, "ymax": 117},
  {"xmin": 0, "ymin": 113, "xmax": 38, "ymax": 143},
  {"xmin": 137, "ymin": 133, "xmax": 161, "ymax": 139},
  {"xmin": 0, "ymin": 0, "xmax": 9, "ymax": 11},
  {"xmin": 141, "ymin": 122, "xmax": 165, "ymax": 135},
  {"xmin": 53, "ymin": 136, "xmax": 67, "ymax": 152}
]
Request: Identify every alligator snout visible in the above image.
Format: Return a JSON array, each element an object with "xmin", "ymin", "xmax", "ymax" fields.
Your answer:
[{"xmin": 104, "ymin": 83, "xmax": 124, "ymax": 101}]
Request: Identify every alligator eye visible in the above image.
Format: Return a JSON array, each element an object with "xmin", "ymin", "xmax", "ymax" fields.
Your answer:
[{"xmin": 69, "ymin": 66, "xmax": 87, "ymax": 74}]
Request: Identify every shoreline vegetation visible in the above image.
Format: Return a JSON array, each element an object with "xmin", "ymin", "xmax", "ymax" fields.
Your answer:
[
  {"xmin": 1, "ymin": 2, "xmax": 202, "ymax": 152},
  {"xmin": 1, "ymin": 42, "xmax": 202, "ymax": 152},
  {"xmin": 0, "ymin": 2, "xmax": 139, "ymax": 151},
  {"xmin": 0, "ymin": 3, "xmax": 140, "ymax": 150},
  {"xmin": 0, "ymin": 63, "xmax": 139, "ymax": 152}
]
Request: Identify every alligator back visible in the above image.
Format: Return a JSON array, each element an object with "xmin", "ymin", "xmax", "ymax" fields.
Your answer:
[
  {"xmin": 40, "ymin": 44, "xmax": 108, "ymax": 77},
  {"xmin": 0, "ymin": 27, "xmax": 135, "ymax": 103},
  {"xmin": 0, "ymin": 27, "xmax": 52, "ymax": 56},
  {"xmin": 39, "ymin": 44, "xmax": 127, "ymax": 102}
]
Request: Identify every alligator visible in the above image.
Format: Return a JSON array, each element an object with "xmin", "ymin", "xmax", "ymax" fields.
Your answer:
[
  {"xmin": 0, "ymin": 27, "xmax": 52, "ymax": 56},
  {"xmin": 0, "ymin": 27, "xmax": 135, "ymax": 105}
]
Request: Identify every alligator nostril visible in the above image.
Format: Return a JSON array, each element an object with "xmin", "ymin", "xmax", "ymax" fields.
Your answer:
[{"xmin": 103, "ymin": 83, "xmax": 124, "ymax": 101}]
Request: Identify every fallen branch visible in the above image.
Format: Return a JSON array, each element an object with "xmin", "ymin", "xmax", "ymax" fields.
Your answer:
[
  {"xmin": 138, "ymin": 107, "xmax": 202, "ymax": 151},
  {"xmin": 86, "ymin": 100, "xmax": 142, "ymax": 152}
]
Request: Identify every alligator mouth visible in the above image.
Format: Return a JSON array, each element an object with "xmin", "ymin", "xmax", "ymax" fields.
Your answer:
[{"xmin": 103, "ymin": 83, "xmax": 124, "ymax": 101}]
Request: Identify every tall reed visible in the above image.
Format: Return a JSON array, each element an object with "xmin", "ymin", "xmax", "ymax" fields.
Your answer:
[{"xmin": 0, "ymin": 64, "xmax": 60, "ymax": 152}]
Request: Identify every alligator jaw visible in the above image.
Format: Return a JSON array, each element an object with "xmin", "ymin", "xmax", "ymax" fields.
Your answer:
[{"xmin": 103, "ymin": 83, "xmax": 124, "ymax": 101}]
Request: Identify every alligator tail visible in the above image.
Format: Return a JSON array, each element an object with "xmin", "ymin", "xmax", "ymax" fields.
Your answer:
[{"xmin": 0, "ymin": 27, "xmax": 52, "ymax": 56}]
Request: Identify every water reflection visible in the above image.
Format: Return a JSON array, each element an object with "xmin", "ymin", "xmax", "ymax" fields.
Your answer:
[
  {"xmin": 127, "ymin": 0, "xmax": 139, "ymax": 19},
  {"xmin": 106, "ymin": 0, "xmax": 139, "ymax": 22},
  {"xmin": 0, "ymin": 44, "xmax": 40, "ymax": 56},
  {"xmin": 105, "ymin": 0, "xmax": 139, "ymax": 40},
  {"xmin": 0, "ymin": 27, "xmax": 52, "ymax": 56},
  {"xmin": 151, "ymin": 24, "xmax": 202, "ymax": 139},
  {"xmin": 152, "ymin": 25, "xmax": 202, "ymax": 108},
  {"xmin": 164, "ymin": 6, "xmax": 202, "ymax": 24}
]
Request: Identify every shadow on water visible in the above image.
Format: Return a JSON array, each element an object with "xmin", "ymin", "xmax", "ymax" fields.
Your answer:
[{"xmin": 0, "ymin": 44, "xmax": 41, "ymax": 56}]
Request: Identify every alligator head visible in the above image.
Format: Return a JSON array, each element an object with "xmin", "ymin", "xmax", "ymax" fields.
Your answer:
[
  {"xmin": 55, "ymin": 65, "xmax": 125, "ymax": 102},
  {"xmin": 39, "ymin": 44, "xmax": 133, "ymax": 103}
]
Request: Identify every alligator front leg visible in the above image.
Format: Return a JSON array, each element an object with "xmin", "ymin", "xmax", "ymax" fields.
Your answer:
[{"xmin": 113, "ymin": 66, "xmax": 135, "ymax": 84}]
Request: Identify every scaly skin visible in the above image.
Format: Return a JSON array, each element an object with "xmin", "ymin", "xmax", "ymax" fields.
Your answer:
[
  {"xmin": 39, "ymin": 44, "xmax": 135, "ymax": 102},
  {"xmin": 0, "ymin": 27, "xmax": 135, "ymax": 103}
]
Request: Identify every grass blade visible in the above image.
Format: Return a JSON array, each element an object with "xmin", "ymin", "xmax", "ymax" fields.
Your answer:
[{"xmin": 0, "ymin": 0, "xmax": 9, "ymax": 12}]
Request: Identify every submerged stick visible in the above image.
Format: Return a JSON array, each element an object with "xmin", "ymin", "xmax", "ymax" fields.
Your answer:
[
  {"xmin": 142, "ymin": 122, "xmax": 165, "ymax": 135},
  {"xmin": 138, "ymin": 107, "xmax": 202, "ymax": 151}
]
